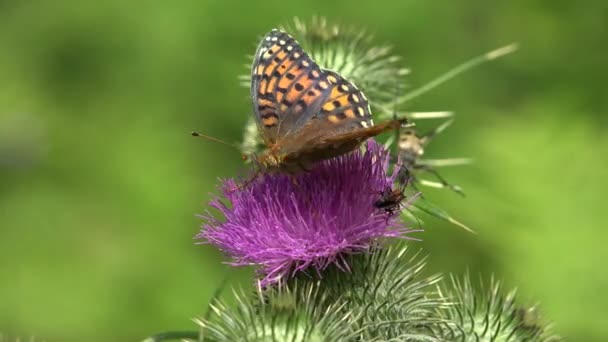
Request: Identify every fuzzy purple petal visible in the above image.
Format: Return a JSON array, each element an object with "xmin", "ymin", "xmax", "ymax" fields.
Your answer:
[{"xmin": 197, "ymin": 140, "xmax": 419, "ymax": 286}]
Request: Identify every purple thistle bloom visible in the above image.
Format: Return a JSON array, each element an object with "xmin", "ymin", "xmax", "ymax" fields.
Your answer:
[{"xmin": 197, "ymin": 140, "xmax": 419, "ymax": 286}]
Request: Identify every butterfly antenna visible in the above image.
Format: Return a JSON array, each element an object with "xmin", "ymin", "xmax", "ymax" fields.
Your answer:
[
  {"xmin": 191, "ymin": 131, "xmax": 235, "ymax": 148},
  {"xmin": 396, "ymin": 43, "xmax": 518, "ymax": 105},
  {"xmin": 191, "ymin": 131, "xmax": 249, "ymax": 159},
  {"xmin": 228, "ymin": 169, "xmax": 262, "ymax": 192}
]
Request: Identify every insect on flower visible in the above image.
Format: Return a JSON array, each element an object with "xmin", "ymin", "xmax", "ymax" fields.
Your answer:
[
  {"xmin": 199, "ymin": 141, "xmax": 418, "ymax": 286},
  {"xmin": 395, "ymin": 120, "xmax": 465, "ymax": 196},
  {"xmin": 374, "ymin": 166, "xmax": 410, "ymax": 216},
  {"xmin": 250, "ymin": 29, "xmax": 408, "ymax": 174}
]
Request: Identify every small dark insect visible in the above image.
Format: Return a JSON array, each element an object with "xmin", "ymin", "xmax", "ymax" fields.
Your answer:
[
  {"xmin": 394, "ymin": 121, "xmax": 465, "ymax": 196},
  {"xmin": 374, "ymin": 167, "xmax": 410, "ymax": 216},
  {"xmin": 375, "ymin": 187, "xmax": 407, "ymax": 216}
]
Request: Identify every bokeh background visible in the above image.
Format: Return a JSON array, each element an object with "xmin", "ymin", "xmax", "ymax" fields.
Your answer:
[{"xmin": 1, "ymin": 0, "xmax": 606, "ymax": 341}]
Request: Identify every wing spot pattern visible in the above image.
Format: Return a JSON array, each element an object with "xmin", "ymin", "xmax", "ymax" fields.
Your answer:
[
  {"xmin": 356, "ymin": 107, "xmax": 365, "ymax": 117},
  {"xmin": 263, "ymin": 116, "xmax": 279, "ymax": 127},
  {"xmin": 256, "ymin": 65, "xmax": 264, "ymax": 75},
  {"xmin": 328, "ymin": 115, "xmax": 340, "ymax": 123},
  {"xmin": 252, "ymin": 30, "xmax": 376, "ymax": 144}
]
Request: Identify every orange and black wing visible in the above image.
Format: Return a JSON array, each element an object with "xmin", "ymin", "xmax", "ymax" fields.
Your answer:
[
  {"xmin": 314, "ymin": 69, "xmax": 374, "ymax": 134},
  {"xmin": 280, "ymin": 68, "xmax": 380, "ymax": 152},
  {"xmin": 251, "ymin": 29, "xmax": 392, "ymax": 158},
  {"xmin": 251, "ymin": 29, "xmax": 334, "ymax": 144}
]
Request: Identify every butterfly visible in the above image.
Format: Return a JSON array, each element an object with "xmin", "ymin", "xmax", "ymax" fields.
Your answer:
[{"xmin": 250, "ymin": 29, "xmax": 407, "ymax": 174}]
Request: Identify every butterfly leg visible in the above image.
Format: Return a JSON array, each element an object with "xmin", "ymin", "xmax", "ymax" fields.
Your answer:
[
  {"xmin": 415, "ymin": 164, "xmax": 465, "ymax": 197},
  {"xmin": 290, "ymin": 174, "xmax": 321, "ymax": 220},
  {"xmin": 229, "ymin": 169, "xmax": 262, "ymax": 192},
  {"xmin": 289, "ymin": 175, "xmax": 301, "ymax": 188}
]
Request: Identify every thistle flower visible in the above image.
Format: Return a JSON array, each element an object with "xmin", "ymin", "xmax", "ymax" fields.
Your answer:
[
  {"xmin": 197, "ymin": 244, "xmax": 444, "ymax": 342},
  {"xmin": 197, "ymin": 284, "xmax": 355, "ymax": 342},
  {"xmin": 198, "ymin": 141, "xmax": 419, "ymax": 286},
  {"xmin": 430, "ymin": 275, "xmax": 560, "ymax": 341}
]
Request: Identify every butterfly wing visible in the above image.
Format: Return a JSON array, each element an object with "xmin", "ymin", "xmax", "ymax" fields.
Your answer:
[
  {"xmin": 281, "ymin": 119, "xmax": 403, "ymax": 169},
  {"xmin": 279, "ymin": 69, "xmax": 379, "ymax": 153},
  {"xmin": 251, "ymin": 29, "xmax": 403, "ymax": 171},
  {"xmin": 251, "ymin": 29, "xmax": 333, "ymax": 145},
  {"xmin": 313, "ymin": 69, "xmax": 374, "ymax": 133},
  {"xmin": 279, "ymin": 69, "xmax": 407, "ymax": 167}
]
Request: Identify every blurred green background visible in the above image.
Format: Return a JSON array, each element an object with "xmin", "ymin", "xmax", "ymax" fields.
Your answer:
[{"xmin": 1, "ymin": 0, "xmax": 606, "ymax": 341}]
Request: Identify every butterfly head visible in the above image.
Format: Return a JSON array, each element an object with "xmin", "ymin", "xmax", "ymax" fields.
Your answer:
[
  {"xmin": 257, "ymin": 149, "xmax": 283, "ymax": 170},
  {"xmin": 257, "ymin": 148, "xmax": 315, "ymax": 174}
]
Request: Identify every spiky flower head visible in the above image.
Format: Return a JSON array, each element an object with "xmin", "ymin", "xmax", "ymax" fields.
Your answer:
[
  {"xmin": 431, "ymin": 275, "xmax": 560, "ymax": 341},
  {"xmin": 197, "ymin": 244, "xmax": 444, "ymax": 342},
  {"xmin": 198, "ymin": 141, "xmax": 419, "ymax": 286},
  {"xmin": 197, "ymin": 284, "xmax": 354, "ymax": 342}
]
